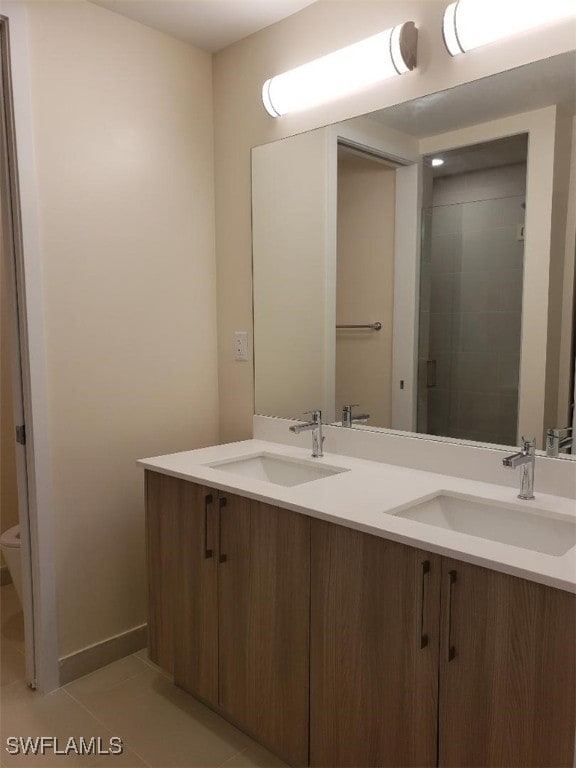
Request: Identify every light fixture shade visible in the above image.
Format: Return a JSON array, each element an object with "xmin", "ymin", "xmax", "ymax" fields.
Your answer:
[
  {"xmin": 262, "ymin": 22, "xmax": 417, "ymax": 118},
  {"xmin": 443, "ymin": 0, "xmax": 576, "ymax": 56}
]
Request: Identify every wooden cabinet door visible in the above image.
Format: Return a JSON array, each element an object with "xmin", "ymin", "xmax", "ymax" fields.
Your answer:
[
  {"xmin": 145, "ymin": 470, "xmax": 179, "ymax": 674},
  {"xmin": 173, "ymin": 482, "xmax": 219, "ymax": 704},
  {"xmin": 219, "ymin": 497, "xmax": 311, "ymax": 766},
  {"xmin": 247, "ymin": 501, "xmax": 310, "ymax": 766},
  {"xmin": 216, "ymin": 490, "xmax": 252, "ymax": 716},
  {"xmin": 310, "ymin": 519, "xmax": 440, "ymax": 767},
  {"xmin": 439, "ymin": 558, "xmax": 576, "ymax": 767}
]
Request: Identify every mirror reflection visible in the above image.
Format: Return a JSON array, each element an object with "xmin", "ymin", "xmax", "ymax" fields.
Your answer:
[
  {"xmin": 417, "ymin": 136, "xmax": 527, "ymax": 447},
  {"xmin": 335, "ymin": 145, "xmax": 397, "ymax": 431},
  {"xmin": 252, "ymin": 52, "xmax": 576, "ymax": 456}
]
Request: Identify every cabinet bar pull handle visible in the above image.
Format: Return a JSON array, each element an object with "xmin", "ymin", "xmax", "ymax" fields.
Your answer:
[
  {"xmin": 204, "ymin": 494, "xmax": 213, "ymax": 559},
  {"xmin": 447, "ymin": 570, "xmax": 457, "ymax": 662},
  {"xmin": 419, "ymin": 560, "xmax": 430, "ymax": 649},
  {"xmin": 218, "ymin": 497, "xmax": 227, "ymax": 563}
]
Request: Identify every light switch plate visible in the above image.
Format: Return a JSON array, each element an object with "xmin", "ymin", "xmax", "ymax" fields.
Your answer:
[{"xmin": 234, "ymin": 331, "xmax": 249, "ymax": 361}]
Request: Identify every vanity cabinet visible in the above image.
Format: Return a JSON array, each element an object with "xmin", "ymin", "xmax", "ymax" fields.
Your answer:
[
  {"xmin": 438, "ymin": 558, "xmax": 576, "ymax": 767},
  {"xmin": 217, "ymin": 496, "xmax": 310, "ymax": 766},
  {"xmin": 145, "ymin": 470, "xmax": 179, "ymax": 674},
  {"xmin": 146, "ymin": 473, "xmax": 575, "ymax": 768},
  {"xmin": 173, "ymin": 480, "xmax": 220, "ymax": 703},
  {"xmin": 310, "ymin": 518, "xmax": 575, "ymax": 768},
  {"xmin": 310, "ymin": 519, "xmax": 441, "ymax": 767},
  {"xmin": 145, "ymin": 471, "xmax": 310, "ymax": 767}
]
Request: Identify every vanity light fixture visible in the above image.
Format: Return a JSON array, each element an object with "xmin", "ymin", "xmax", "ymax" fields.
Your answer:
[
  {"xmin": 431, "ymin": 158, "xmax": 444, "ymax": 166},
  {"xmin": 443, "ymin": 0, "xmax": 576, "ymax": 56},
  {"xmin": 262, "ymin": 22, "xmax": 418, "ymax": 118}
]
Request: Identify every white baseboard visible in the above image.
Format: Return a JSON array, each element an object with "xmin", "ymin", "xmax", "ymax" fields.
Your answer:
[{"xmin": 59, "ymin": 624, "xmax": 147, "ymax": 686}]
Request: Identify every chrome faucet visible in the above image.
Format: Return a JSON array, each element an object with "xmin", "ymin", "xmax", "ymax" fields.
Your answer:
[
  {"xmin": 546, "ymin": 426, "xmax": 573, "ymax": 457},
  {"xmin": 289, "ymin": 410, "xmax": 324, "ymax": 458},
  {"xmin": 342, "ymin": 404, "xmax": 370, "ymax": 428},
  {"xmin": 502, "ymin": 437, "xmax": 536, "ymax": 500}
]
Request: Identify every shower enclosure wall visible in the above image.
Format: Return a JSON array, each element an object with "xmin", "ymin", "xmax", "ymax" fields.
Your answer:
[{"xmin": 418, "ymin": 161, "xmax": 527, "ymax": 446}]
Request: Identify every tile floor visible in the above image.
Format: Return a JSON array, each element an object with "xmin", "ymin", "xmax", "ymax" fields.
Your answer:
[{"xmin": 1, "ymin": 584, "xmax": 287, "ymax": 767}]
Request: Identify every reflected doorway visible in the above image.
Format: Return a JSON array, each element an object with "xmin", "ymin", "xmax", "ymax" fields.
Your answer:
[{"xmin": 336, "ymin": 145, "xmax": 398, "ymax": 427}]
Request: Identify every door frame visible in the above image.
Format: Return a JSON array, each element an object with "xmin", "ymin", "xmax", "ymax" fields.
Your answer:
[
  {"xmin": 0, "ymin": 3, "xmax": 59, "ymax": 692},
  {"xmin": 329, "ymin": 120, "xmax": 421, "ymax": 431}
]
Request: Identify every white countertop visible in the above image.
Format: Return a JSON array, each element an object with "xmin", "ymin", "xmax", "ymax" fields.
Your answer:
[{"xmin": 138, "ymin": 439, "xmax": 576, "ymax": 593}]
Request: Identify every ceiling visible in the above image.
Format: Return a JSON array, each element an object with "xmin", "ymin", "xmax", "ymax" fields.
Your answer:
[
  {"xmin": 90, "ymin": 0, "xmax": 318, "ymax": 52},
  {"xmin": 427, "ymin": 134, "xmax": 529, "ymax": 177},
  {"xmin": 369, "ymin": 51, "xmax": 576, "ymax": 138}
]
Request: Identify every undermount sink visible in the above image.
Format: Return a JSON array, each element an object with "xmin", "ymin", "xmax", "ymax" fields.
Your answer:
[
  {"xmin": 205, "ymin": 452, "xmax": 349, "ymax": 487},
  {"xmin": 394, "ymin": 494, "xmax": 576, "ymax": 556}
]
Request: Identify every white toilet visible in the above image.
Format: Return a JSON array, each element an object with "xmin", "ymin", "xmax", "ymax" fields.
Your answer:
[{"xmin": 1, "ymin": 524, "xmax": 23, "ymax": 605}]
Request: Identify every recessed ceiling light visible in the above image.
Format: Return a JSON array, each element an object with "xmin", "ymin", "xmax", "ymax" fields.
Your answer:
[{"xmin": 431, "ymin": 158, "xmax": 444, "ymax": 167}]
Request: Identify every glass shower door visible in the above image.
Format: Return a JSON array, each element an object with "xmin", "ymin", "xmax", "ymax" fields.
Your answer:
[{"xmin": 417, "ymin": 194, "xmax": 525, "ymax": 446}]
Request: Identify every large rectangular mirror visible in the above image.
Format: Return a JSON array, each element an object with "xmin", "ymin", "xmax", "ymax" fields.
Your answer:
[{"xmin": 252, "ymin": 52, "xmax": 576, "ymax": 457}]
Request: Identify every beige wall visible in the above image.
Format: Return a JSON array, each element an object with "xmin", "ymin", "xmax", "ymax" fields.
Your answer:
[
  {"xmin": 336, "ymin": 152, "xmax": 395, "ymax": 427},
  {"xmin": 253, "ymin": 128, "xmax": 335, "ymax": 420},
  {"xmin": 25, "ymin": 1, "xmax": 218, "ymax": 659},
  {"xmin": 0, "ymin": 212, "xmax": 19, "ymax": 564},
  {"xmin": 213, "ymin": 0, "xmax": 576, "ymax": 442}
]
